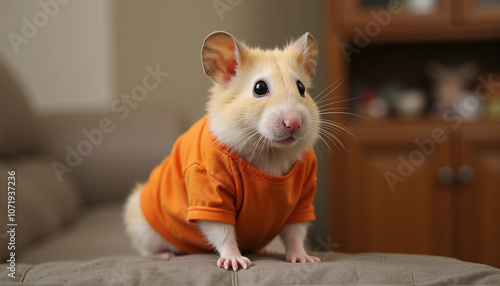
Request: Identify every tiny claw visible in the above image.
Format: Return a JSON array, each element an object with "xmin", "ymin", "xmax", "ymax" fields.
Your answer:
[
  {"xmin": 217, "ymin": 255, "xmax": 251, "ymax": 271},
  {"xmin": 232, "ymin": 259, "xmax": 238, "ymax": 271}
]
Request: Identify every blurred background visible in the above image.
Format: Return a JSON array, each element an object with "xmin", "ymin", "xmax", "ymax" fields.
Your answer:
[{"xmin": 0, "ymin": 0, "xmax": 499, "ymax": 268}]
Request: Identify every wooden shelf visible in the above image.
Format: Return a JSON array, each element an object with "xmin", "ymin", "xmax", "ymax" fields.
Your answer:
[{"xmin": 330, "ymin": 0, "xmax": 500, "ymax": 44}]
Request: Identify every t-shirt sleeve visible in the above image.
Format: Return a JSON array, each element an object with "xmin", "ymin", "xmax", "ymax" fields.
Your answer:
[
  {"xmin": 184, "ymin": 163, "xmax": 237, "ymax": 225},
  {"xmin": 286, "ymin": 149, "xmax": 317, "ymax": 224}
]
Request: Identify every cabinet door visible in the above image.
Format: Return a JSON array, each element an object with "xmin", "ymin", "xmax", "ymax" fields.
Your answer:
[
  {"xmin": 339, "ymin": 0, "xmax": 453, "ymax": 28},
  {"xmin": 456, "ymin": 122, "xmax": 500, "ymax": 268},
  {"xmin": 463, "ymin": 0, "xmax": 500, "ymax": 25},
  {"xmin": 332, "ymin": 122, "xmax": 453, "ymax": 257}
]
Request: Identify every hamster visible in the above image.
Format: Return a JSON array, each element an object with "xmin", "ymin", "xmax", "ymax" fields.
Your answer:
[{"xmin": 124, "ymin": 31, "xmax": 321, "ymax": 271}]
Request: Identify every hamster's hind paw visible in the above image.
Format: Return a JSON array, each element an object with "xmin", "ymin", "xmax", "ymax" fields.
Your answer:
[{"xmin": 155, "ymin": 251, "xmax": 176, "ymax": 259}]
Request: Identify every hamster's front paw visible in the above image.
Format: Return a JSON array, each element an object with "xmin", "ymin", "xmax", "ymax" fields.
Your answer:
[
  {"xmin": 217, "ymin": 255, "xmax": 251, "ymax": 271},
  {"xmin": 286, "ymin": 251, "xmax": 321, "ymax": 263}
]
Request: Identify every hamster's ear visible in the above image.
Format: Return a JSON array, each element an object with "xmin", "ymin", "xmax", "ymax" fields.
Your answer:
[
  {"xmin": 202, "ymin": 31, "xmax": 248, "ymax": 85},
  {"xmin": 288, "ymin": 32, "xmax": 318, "ymax": 79}
]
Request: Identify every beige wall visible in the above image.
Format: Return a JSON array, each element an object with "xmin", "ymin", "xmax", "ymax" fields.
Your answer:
[
  {"xmin": 114, "ymin": 0, "xmax": 327, "ymax": 122},
  {"xmin": 0, "ymin": 0, "xmax": 113, "ymax": 114}
]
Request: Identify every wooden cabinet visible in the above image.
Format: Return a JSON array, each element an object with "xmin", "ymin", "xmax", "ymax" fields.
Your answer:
[
  {"xmin": 325, "ymin": 0, "xmax": 500, "ymax": 268},
  {"xmin": 456, "ymin": 123, "xmax": 500, "ymax": 268},
  {"xmin": 331, "ymin": 121, "xmax": 500, "ymax": 267},
  {"xmin": 333, "ymin": 0, "xmax": 500, "ymax": 42},
  {"xmin": 331, "ymin": 122, "xmax": 454, "ymax": 257}
]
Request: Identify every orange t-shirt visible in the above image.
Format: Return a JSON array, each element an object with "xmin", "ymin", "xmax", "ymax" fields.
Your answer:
[{"xmin": 140, "ymin": 115, "xmax": 317, "ymax": 254}]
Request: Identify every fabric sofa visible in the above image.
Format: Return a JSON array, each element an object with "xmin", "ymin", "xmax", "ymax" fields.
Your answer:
[
  {"xmin": 1, "ymin": 59, "xmax": 500, "ymax": 285},
  {"xmin": 5, "ymin": 253, "xmax": 500, "ymax": 285}
]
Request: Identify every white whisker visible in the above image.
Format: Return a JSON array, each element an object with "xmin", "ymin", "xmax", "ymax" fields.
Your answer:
[
  {"xmin": 314, "ymin": 134, "xmax": 335, "ymax": 158},
  {"xmin": 320, "ymin": 120, "xmax": 356, "ymax": 139},
  {"xmin": 313, "ymin": 73, "xmax": 349, "ymax": 104},
  {"xmin": 319, "ymin": 129, "xmax": 347, "ymax": 152},
  {"xmin": 319, "ymin": 111, "xmax": 364, "ymax": 119}
]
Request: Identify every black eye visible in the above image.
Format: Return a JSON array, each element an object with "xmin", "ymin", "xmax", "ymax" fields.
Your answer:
[
  {"xmin": 253, "ymin": 80, "xmax": 269, "ymax": 97},
  {"xmin": 297, "ymin": 80, "xmax": 305, "ymax": 97}
]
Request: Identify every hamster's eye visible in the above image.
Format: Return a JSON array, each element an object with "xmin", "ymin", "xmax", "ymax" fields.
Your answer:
[
  {"xmin": 297, "ymin": 80, "xmax": 305, "ymax": 97},
  {"xmin": 253, "ymin": 80, "xmax": 269, "ymax": 97}
]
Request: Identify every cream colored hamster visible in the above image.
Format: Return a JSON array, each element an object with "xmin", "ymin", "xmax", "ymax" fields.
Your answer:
[{"xmin": 124, "ymin": 31, "xmax": 321, "ymax": 271}]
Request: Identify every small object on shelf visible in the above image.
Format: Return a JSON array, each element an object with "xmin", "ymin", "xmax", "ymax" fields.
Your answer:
[
  {"xmin": 479, "ymin": 73, "xmax": 500, "ymax": 120},
  {"xmin": 367, "ymin": 96, "xmax": 389, "ymax": 119},
  {"xmin": 427, "ymin": 61, "xmax": 479, "ymax": 117},
  {"xmin": 405, "ymin": 0, "xmax": 437, "ymax": 14},
  {"xmin": 395, "ymin": 89, "xmax": 427, "ymax": 118},
  {"xmin": 380, "ymin": 83, "xmax": 403, "ymax": 114},
  {"xmin": 359, "ymin": 89, "xmax": 389, "ymax": 119},
  {"xmin": 457, "ymin": 92, "xmax": 481, "ymax": 120},
  {"xmin": 487, "ymin": 95, "xmax": 500, "ymax": 120}
]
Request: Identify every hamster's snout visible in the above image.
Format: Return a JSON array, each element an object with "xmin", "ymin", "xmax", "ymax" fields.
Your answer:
[
  {"xmin": 259, "ymin": 102, "xmax": 314, "ymax": 148},
  {"xmin": 283, "ymin": 115, "xmax": 302, "ymax": 133}
]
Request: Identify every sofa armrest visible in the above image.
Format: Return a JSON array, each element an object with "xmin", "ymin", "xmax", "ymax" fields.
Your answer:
[{"xmin": 0, "ymin": 156, "xmax": 82, "ymax": 261}]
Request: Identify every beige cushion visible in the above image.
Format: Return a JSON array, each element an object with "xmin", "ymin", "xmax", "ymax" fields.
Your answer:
[
  {"xmin": 2, "ymin": 252, "xmax": 500, "ymax": 285},
  {"xmin": 20, "ymin": 204, "xmax": 136, "ymax": 263}
]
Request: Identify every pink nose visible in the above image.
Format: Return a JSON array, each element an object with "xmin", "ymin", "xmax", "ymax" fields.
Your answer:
[{"xmin": 283, "ymin": 116, "xmax": 302, "ymax": 132}]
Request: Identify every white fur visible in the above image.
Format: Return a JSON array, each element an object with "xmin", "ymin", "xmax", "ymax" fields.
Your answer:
[
  {"xmin": 206, "ymin": 53, "xmax": 320, "ymax": 176},
  {"xmin": 197, "ymin": 221, "xmax": 237, "ymax": 252},
  {"xmin": 280, "ymin": 222, "xmax": 320, "ymax": 263},
  {"xmin": 197, "ymin": 221, "xmax": 251, "ymax": 270},
  {"xmin": 123, "ymin": 185, "xmax": 182, "ymax": 256}
]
